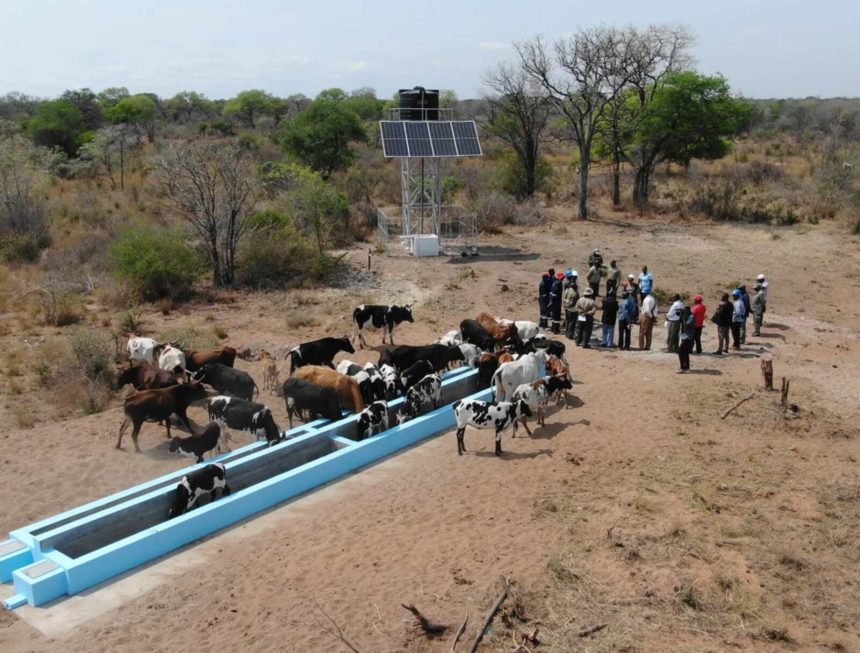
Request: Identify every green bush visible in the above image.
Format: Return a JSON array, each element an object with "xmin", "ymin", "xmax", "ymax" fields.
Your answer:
[
  {"xmin": 71, "ymin": 331, "xmax": 113, "ymax": 383},
  {"xmin": 109, "ymin": 226, "xmax": 202, "ymax": 299},
  {"xmin": 1, "ymin": 232, "xmax": 50, "ymax": 262},
  {"xmin": 236, "ymin": 212, "xmax": 322, "ymax": 288}
]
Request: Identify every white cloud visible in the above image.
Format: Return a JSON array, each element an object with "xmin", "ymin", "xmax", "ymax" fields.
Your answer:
[
  {"xmin": 479, "ymin": 41, "xmax": 509, "ymax": 51},
  {"xmin": 349, "ymin": 60, "xmax": 369, "ymax": 71}
]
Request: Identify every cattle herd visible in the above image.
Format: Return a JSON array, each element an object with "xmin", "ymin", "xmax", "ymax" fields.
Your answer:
[{"xmin": 116, "ymin": 303, "xmax": 575, "ymax": 518}]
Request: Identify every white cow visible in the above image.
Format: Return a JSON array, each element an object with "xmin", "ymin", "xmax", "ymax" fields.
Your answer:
[
  {"xmin": 457, "ymin": 343, "xmax": 482, "ymax": 368},
  {"xmin": 491, "ymin": 350, "xmax": 547, "ymax": 401},
  {"xmin": 158, "ymin": 344, "xmax": 187, "ymax": 380},
  {"xmin": 496, "ymin": 319, "xmax": 540, "ymax": 341},
  {"xmin": 127, "ymin": 336, "xmax": 158, "ymax": 364},
  {"xmin": 438, "ymin": 330, "xmax": 463, "ymax": 347}
]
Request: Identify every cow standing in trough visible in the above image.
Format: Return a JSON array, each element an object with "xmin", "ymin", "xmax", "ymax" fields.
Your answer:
[
  {"xmin": 169, "ymin": 421, "xmax": 224, "ymax": 463},
  {"xmin": 287, "ymin": 336, "xmax": 354, "ymax": 374},
  {"xmin": 356, "ymin": 401, "xmax": 389, "ymax": 440},
  {"xmin": 184, "ymin": 346, "xmax": 237, "ymax": 373},
  {"xmin": 208, "ymin": 396, "xmax": 282, "ymax": 446},
  {"xmin": 492, "ymin": 350, "xmax": 548, "ymax": 401},
  {"xmin": 282, "ymin": 378, "xmax": 342, "ymax": 427},
  {"xmin": 293, "ymin": 365, "xmax": 365, "ymax": 413},
  {"xmin": 194, "ymin": 363, "xmax": 258, "ymax": 401},
  {"xmin": 510, "ymin": 375, "xmax": 573, "ymax": 436},
  {"xmin": 116, "ymin": 361, "xmax": 177, "ymax": 391},
  {"xmin": 397, "ymin": 373, "xmax": 442, "ymax": 423},
  {"xmin": 352, "ymin": 304, "xmax": 414, "ymax": 348},
  {"xmin": 168, "ymin": 464, "xmax": 231, "ymax": 518},
  {"xmin": 453, "ymin": 399, "xmax": 532, "ymax": 456},
  {"xmin": 117, "ymin": 382, "xmax": 208, "ymax": 452}
]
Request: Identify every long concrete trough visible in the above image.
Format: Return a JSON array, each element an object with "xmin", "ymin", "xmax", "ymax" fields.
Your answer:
[{"xmin": 1, "ymin": 366, "xmax": 491, "ymax": 608}]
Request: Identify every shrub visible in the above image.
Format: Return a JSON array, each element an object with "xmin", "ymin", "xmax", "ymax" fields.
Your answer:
[
  {"xmin": 37, "ymin": 288, "xmax": 85, "ymax": 326},
  {"xmin": 109, "ymin": 225, "xmax": 202, "ymax": 300},
  {"xmin": 236, "ymin": 212, "xmax": 323, "ymax": 288},
  {"xmin": 71, "ymin": 331, "xmax": 113, "ymax": 382},
  {"xmin": 472, "ymin": 191, "xmax": 518, "ymax": 234}
]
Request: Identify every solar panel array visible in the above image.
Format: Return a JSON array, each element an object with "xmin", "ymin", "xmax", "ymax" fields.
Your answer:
[{"xmin": 379, "ymin": 121, "xmax": 482, "ymax": 158}]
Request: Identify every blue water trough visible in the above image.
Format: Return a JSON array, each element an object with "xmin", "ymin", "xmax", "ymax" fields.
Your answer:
[{"xmin": 1, "ymin": 366, "xmax": 491, "ymax": 608}]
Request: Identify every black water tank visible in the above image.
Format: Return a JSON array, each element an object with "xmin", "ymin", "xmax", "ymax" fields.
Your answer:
[{"xmin": 398, "ymin": 87, "xmax": 440, "ymax": 120}]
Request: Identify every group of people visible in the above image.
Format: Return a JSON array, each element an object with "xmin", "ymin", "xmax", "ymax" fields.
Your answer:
[{"xmin": 538, "ymin": 252, "xmax": 769, "ymax": 373}]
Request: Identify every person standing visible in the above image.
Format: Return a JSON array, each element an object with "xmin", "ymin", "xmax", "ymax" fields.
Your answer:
[
  {"xmin": 562, "ymin": 272, "xmax": 580, "ymax": 340},
  {"xmin": 690, "ymin": 295, "xmax": 707, "ymax": 354},
  {"xmin": 638, "ymin": 266, "xmax": 654, "ymax": 299},
  {"xmin": 588, "ymin": 249, "xmax": 603, "ymax": 269},
  {"xmin": 587, "ymin": 263, "xmax": 601, "ymax": 298},
  {"xmin": 639, "ymin": 292, "xmax": 658, "ymax": 350},
  {"xmin": 574, "ymin": 288, "xmax": 597, "ymax": 348},
  {"xmin": 549, "ymin": 271, "xmax": 565, "ymax": 334},
  {"xmin": 677, "ymin": 306, "xmax": 695, "ymax": 373},
  {"xmin": 739, "ymin": 285, "xmax": 751, "ymax": 344},
  {"xmin": 600, "ymin": 292, "xmax": 618, "ymax": 348},
  {"xmin": 711, "ymin": 293, "xmax": 733, "ymax": 354},
  {"xmin": 665, "ymin": 293, "xmax": 684, "ymax": 353},
  {"xmin": 606, "ymin": 260, "xmax": 621, "ymax": 297},
  {"xmin": 617, "ymin": 290, "xmax": 636, "ymax": 350},
  {"xmin": 757, "ymin": 273, "xmax": 768, "ymax": 308},
  {"xmin": 731, "ymin": 289, "xmax": 745, "ymax": 350},
  {"xmin": 538, "ymin": 269, "xmax": 554, "ymax": 329},
  {"xmin": 751, "ymin": 283, "xmax": 766, "ymax": 336}
]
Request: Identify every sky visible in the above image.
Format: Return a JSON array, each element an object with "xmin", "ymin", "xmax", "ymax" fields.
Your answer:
[{"xmin": 1, "ymin": 0, "xmax": 858, "ymax": 101}]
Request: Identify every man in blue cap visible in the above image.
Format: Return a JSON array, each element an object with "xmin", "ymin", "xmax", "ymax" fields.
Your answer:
[{"xmin": 731, "ymin": 289, "xmax": 745, "ymax": 350}]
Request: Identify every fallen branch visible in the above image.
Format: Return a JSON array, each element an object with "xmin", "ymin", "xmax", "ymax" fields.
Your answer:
[
  {"xmin": 468, "ymin": 577, "xmax": 510, "ymax": 653},
  {"xmin": 312, "ymin": 596, "xmax": 362, "ymax": 653},
  {"xmin": 721, "ymin": 393, "xmax": 756, "ymax": 419},
  {"xmin": 450, "ymin": 615, "xmax": 468, "ymax": 652},
  {"xmin": 401, "ymin": 603, "xmax": 448, "ymax": 636},
  {"xmin": 579, "ymin": 623, "xmax": 608, "ymax": 637}
]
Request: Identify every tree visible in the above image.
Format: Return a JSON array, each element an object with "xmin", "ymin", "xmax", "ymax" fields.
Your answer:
[
  {"xmin": 282, "ymin": 168, "xmax": 349, "ymax": 255},
  {"xmin": 97, "ymin": 87, "xmax": 130, "ymax": 110},
  {"xmin": 0, "ymin": 134, "xmax": 54, "ymax": 260},
  {"xmin": 275, "ymin": 99, "xmax": 366, "ymax": 178},
  {"xmin": 78, "ymin": 124, "xmax": 138, "ymax": 190},
  {"xmin": 154, "ymin": 138, "xmax": 261, "ymax": 286},
  {"xmin": 223, "ymin": 89, "xmax": 278, "ymax": 129},
  {"xmin": 518, "ymin": 27, "xmax": 641, "ymax": 219},
  {"xmin": 26, "ymin": 99, "xmax": 87, "ymax": 156},
  {"xmin": 482, "ymin": 62, "xmax": 552, "ymax": 198},
  {"xmin": 60, "ymin": 88, "xmax": 104, "ymax": 131},
  {"xmin": 105, "ymin": 94, "xmax": 160, "ymax": 142},
  {"xmin": 164, "ymin": 91, "xmax": 216, "ymax": 123},
  {"xmin": 631, "ymin": 71, "xmax": 751, "ymax": 204}
]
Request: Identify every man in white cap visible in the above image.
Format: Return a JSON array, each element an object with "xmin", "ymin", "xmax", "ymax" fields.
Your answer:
[
  {"xmin": 574, "ymin": 288, "xmax": 597, "ymax": 348},
  {"xmin": 756, "ymin": 274, "xmax": 768, "ymax": 313}
]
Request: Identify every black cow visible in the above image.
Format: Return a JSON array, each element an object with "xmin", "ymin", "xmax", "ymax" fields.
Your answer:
[
  {"xmin": 356, "ymin": 400, "xmax": 389, "ymax": 440},
  {"xmin": 168, "ymin": 464, "xmax": 231, "ymax": 518},
  {"xmin": 208, "ymin": 396, "xmax": 281, "ymax": 446},
  {"xmin": 282, "ymin": 378, "xmax": 342, "ymax": 428},
  {"xmin": 288, "ymin": 336, "xmax": 354, "ymax": 374},
  {"xmin": 169, "ymin": 422, "xmax": 224, "ymax": 463},
  {"xmin": 459, "ymin": 319, "xmax": 496, "ymax": 351},
  {"xmin": 353, "ymin": 304, "xmax": 414, "ymax": 348},
  {"xmin": 195, "ymin": 363, "xmax": 257, "ymax": 401},
  {"xmin": 378, "ymin": 344, "xmax": 464, "ymax": 373},
  {"xmin": 400, "ymin": 360, "xmax": 435, "ymax": 392}
]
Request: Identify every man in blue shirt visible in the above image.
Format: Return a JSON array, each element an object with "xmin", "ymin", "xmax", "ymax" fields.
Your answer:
[
  {"xmin": 731, "ymin": 289, "xmax": 746, "ymax": 350},
  {"xmin": 638, "ymin": 266, "xmax": 654, "ymax": 300}
]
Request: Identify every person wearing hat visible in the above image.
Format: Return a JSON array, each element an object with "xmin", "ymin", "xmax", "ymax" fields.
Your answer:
[
  {"xmin": 574, "ymin": 287, "xmax": 597, "ymax": 348},
  {"xmin": 538, "ymin": 269, "xmax": 554, "ymax": 329},
  {"xmin": 639, "ymin": 291, "xmax": 658, "ymax": 350},
  {"xmin": 562, "ymin": 270, "xmax": 580, "ymax": 340},
  {"xmin": 756, "ymin": 273, "xmax": 769, "ymax": 318},
  {"xmin": 549, "ymin": 271, "xmax": 565, "ymax": 334},
  {"xmin": 711, "ymin": 293, "xmax": 733, "ymax": 354},
  {"xmin": 751, "ymin": 283, "xmax": 766, "ymax": 336},
  {"xmin": 588, "ymin": 249, "xmax": 603, "ymax": 269},
  {"xmin": 587, "ymin": 261, "xmax": 602, "ymax": 298},
  {"xmin": 690, "ymin": 295, "xmax": 707, "ymax": 354},
  {"xmin": 677, "ymin": 305, "xmax": 696, "ymax": 373},
  {"xmin": 731, "ymin": 288, "xmax": 746, "ymax": 350},
  {"xmin": 606, "ymin": 260, "xmax": 621, "ymax": 297},
  {"xmin": 665, "ymin": 293, "xmax": 685, "ymax": 353}
]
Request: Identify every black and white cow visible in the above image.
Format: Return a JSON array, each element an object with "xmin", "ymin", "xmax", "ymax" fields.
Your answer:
[
  {"xmin": 288, "ymin": 336, "xmax": 355, "ymax": 374},
  {"xmin": 352, "ymin": 304, "xmax": 414, "ymax": 348},
  {"xmin": 282, "ymin": 378, "xmax": 342, "ymax": 428},
  {"xmin": 397, "ymin": 373, "xmax": 442, "ymax": 423},
  {"xmin": 194, "ymin": 363, "xmax": 258, "ymax": 401},
  {"xmin": 355, "ymin": 400, "xmax": 389, "ymax": 440},
  {"xmin": 510, "ymin": 375, "xmax": 573, "ymax": 436},
  {"xmin": 400, "ymin": 360, "xmax": 435, "ymax": 393},
  {"xmin": 362, "ymin": 362, "xmax": 387, "ymax": 402},
  {"xmin": 168, "ymin": 463, "xmax": 231, "ymax": 518},
  {"xmin": 453, "ymin": 399, "xmax": 533, "ymax": 456},
  {"xmin": 168, "ymin": 422, "xmax": 224, "ymax": 463},
  {"xmin": 379, "ymin": 363, "xmax": 403, "ymax": 399},
  {"xmin": 207, "ymin": 396, "xmax": 282, "ymax": 446},
  {"xmin": 337, "ymin": 360, "xmax": 375, "ymax": 405}
]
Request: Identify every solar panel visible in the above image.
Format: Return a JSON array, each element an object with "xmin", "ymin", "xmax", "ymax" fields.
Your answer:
[
  {"xmin": 380, "ymin": 121, "xmax": 408, "ymax": 157},
  {"xmin": 428, "ymin": 122, "xmax": 457, "ymax": 156},
  {"xmin": 452, "ymin": 121, "xmax": 482, "ymax": 156},
  {"xmin": 405, "ymin": 121, "xmax": 433, "ymax": 157},
  {"xmin": 379, "ymin": 120, "xmax": 481, "ymax": 158}
]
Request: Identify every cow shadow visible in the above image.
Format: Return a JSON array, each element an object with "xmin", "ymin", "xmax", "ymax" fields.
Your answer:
[
  {"xmin": 765, "ymin": 322, "xmax": 790, "ymax": 331},
  {"xmin": 756, "ymin": 333, "xmax": 787, "ymax": 341},
  {"xmin": 689, "ymin": 368, "xmax": 723, "ymax": 376},
  {"xmin": 522, "ymin": 422, "xmax": 566, "ymax": 440},
  {"xmin": 473, "ymin": 447, "xmax": 553, "ymax": 460}
]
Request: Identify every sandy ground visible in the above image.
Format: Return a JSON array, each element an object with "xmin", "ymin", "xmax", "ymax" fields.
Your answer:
[{"xmin": 1, "ymin": 215, "xmax": 859, "ymax": 652}]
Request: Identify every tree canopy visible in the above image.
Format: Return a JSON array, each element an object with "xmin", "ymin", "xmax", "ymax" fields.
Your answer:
[{"xmin": 26, "ymin": 99, "xmax": 87, "ymax": 157}]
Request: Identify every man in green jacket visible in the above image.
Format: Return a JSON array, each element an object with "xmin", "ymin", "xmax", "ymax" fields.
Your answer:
[{"xmin": 751, "ymin": 284, "xmax": 766, "ymax": 336}]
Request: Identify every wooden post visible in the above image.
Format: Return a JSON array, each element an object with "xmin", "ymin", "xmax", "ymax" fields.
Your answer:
[
  {"xmin": 780, "ymin": 377, "xmax": 790, "ymax": 407},
  {"xmin": 761, "ymin": 359, "xmax": 774, "ymax": 390}
]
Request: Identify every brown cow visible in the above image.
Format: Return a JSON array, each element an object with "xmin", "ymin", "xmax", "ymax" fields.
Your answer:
[
  {"xmin": 294, "ymin": 365, "xmax": 365, "ymax": 413},
  {"xmin": 116, "ymin": 361, "xmax": 177, "ymax": 391},
  {"xmin": 478, "ymin": 348, "xmax": 514, "ymax": 388},
  {"xmin": 116, "ymin": 382, "xmax": 208, "ymax": 452},
  {"xmin": 476, "ymin": 312, "xmax": 519, "ymax": 345},
  {"xmin": 185, "ymin": 346, "xmax": 237, "ymax": 373},
  {"xmin": 546, "ymin": 357, "xmax": 572, "ymax": 407}
]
